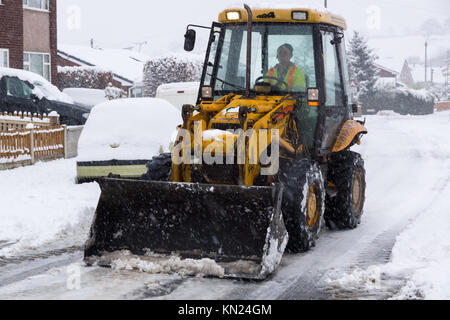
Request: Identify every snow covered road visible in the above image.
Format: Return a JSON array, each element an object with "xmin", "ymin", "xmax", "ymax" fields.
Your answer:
[{"xmin": 0, "ymin": 111, "xmax": 449, "ymax": 300}]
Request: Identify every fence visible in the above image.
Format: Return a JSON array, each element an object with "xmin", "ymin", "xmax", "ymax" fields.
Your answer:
[
  {"xmin": 436, "ymin": 101, "xmax": 450, "ymax": 112},
  {"xmin": 0, "ymin": 111, "xmax": 61, "ymax": 131},
  {"xmin": 0, "ymin": 111, "xmax": 67, "ymax": 170}
]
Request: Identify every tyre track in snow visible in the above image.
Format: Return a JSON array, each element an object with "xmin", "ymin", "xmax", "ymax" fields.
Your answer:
[
  {"xmin": 0, "ymin": 246, "xmax": 83, "ymax": 289},
  {"xmin": 164, "ymin": 113, "xmax": 450, "ymax": 300},
  {"xmin": 0, "ymin": 113, "xmax": 448, "ymax": 300}
]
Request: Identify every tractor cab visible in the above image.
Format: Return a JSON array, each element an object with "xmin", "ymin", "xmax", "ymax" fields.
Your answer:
[{"xmin": 185, "ymin": 7, "xmax": 355, "ymax": 155}]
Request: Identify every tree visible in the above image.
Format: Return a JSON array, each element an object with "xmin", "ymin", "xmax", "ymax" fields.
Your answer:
[
  {"xmin": 347, "ymin": 31, "xmax": 379, "ymax": 105},
  {"xmin": 143, "ymin": 55, "xmax": 203, "ymax": 97}
]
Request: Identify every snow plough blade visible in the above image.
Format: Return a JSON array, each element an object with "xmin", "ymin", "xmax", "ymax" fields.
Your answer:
[{"xmin": 84, "ymin": 178, "xmax": 288, "ymax": 279}]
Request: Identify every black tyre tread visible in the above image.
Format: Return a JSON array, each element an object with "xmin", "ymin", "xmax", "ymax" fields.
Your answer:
[
  {"xmin": 141, "ymin": 153, "xmax": 172, "ymax": 181},
  {"xmin": 325, "ymin": 151, "xmax": 366, "ymax": 229},
  {"xmin": 280, "ymin": 159, "xmax": 325, "ymax": 253}
]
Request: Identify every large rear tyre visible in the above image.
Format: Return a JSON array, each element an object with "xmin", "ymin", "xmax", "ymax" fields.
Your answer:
[
  {"xmin": 280, "ymin": 159, "xmax": 325, "ymax": 253},
  {"xmin": 325, "ymin": 151, "xmax": 366, "ymax": 229},
  {"xmin": 141, "ymin": 153, "xmax": 172, "ymax": 181}
]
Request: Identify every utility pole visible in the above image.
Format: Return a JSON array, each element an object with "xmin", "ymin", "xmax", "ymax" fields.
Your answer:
[
  {"xmin": 425, "ymin": 41, "xmax": 428, "ymax": 84},
  {"xmin": 446, "ymin": 50, "xmax": 449, "ymax": 95}
]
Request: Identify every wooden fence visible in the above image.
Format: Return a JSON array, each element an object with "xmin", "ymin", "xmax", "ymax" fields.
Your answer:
[
  {"xmin": 0, "ymin": 111, "xmax": 60, "ymax": 131},
  {"xmin": 436, "ymin": 101, "xmax": 450, "ymax": 112},
  {"xmin": 0, "ymin": 111, "xmax": 67, "ymax": 170}
]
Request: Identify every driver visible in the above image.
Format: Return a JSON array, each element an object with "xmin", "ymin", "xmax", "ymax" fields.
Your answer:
[{"xmin": 266, "ymin": 44, "xmax": 306, "ymax": 92}]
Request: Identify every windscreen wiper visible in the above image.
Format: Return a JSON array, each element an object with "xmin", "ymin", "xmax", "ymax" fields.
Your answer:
[{"xmin": 208, "ymin": 74, "xmax": 246, "ymax": 91}]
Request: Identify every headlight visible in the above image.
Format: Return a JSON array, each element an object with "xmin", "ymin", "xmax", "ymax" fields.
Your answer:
[
  {"xmin": 226, "ymin": 11, "xmax": 241, "ymax": 21},
  {"xmin": 82, "ymin": 113, "xmax": 90, "ymax": 119},
  {"xmin": 201, "ymin": 86, "xmax": 213, "ymax": 99},
  {"xmin": 292, "ymin": 11, "xmax": 308, "ymax": 21}
]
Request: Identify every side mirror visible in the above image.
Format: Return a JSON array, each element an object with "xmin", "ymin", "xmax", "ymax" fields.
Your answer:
[{"xmin": 184, "ymin": 29, "xmax": 196, "ymax": 52}]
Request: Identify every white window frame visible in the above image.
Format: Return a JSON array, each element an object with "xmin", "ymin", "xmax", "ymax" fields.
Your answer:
[
  {"xmin": 23, "ymin": 51, "xmax": 51, "ymax": 81},
  {"xmin": 0, "ymin": 49, "xmax": 9, "ymax": 68},
  {"xmin": 23, "ymin": 0, "xmax": 50, "ymax": 12}
]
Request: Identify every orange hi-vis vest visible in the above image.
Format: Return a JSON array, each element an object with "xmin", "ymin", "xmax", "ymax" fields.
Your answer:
[{"xmin": 268, "ymin": 66, "xmax": 297, "ymax": 89}]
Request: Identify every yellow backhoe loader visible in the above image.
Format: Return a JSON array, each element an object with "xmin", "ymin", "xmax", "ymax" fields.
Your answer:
[{"xmin": 84, "ymin": 5, "xmax": 368, "ymax": 280}]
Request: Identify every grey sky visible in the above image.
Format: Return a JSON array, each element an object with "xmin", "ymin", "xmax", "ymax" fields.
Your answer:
[{"xmin": 57, "ymin": 0, "xmax": 450, "ymax": 56}]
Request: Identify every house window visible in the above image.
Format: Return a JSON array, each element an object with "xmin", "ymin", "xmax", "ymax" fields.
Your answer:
[
  {"xmin": 23, "ymin": 0, "xmax": 50, "ymax": 11},
  {"xmin": 24, "ymin": 52, "xmax": 51, "ymax": 81},
  {"xmin": 0, "ymin": 49, "xmax": 9, "ymax": 68}
]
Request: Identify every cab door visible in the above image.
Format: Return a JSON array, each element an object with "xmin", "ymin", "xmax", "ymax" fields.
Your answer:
[{"xmin": 318, "ymin": 29, "xmax": 348, "ymax": 154}]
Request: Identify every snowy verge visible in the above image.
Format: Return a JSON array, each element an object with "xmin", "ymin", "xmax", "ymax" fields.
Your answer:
[
  {"xmin": 0, "ymin": 159, "xmax": 100, "ymax": 257},
  {"xmin": 327, "ymin": 111, "xmax": 450, "ymax": 300}
]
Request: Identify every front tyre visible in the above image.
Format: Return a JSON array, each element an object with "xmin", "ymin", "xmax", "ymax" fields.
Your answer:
[
  {"xmin": 325, "ymin": 151, "xmax": 366, "ymax": 229},
  {"xmin": 280, "ymin": 159, "xmax": 325, "ymax": 253},
  {"xmin": 141, "ymin": 153, "xmax": 172, "ymax": 181}
]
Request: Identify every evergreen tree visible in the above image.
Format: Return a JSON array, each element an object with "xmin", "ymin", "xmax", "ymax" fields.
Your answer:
[{"xmin": 347, "ymin": 31, "xmax": 379, "ymax": 105}]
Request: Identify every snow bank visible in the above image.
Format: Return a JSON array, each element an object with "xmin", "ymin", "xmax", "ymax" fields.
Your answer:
[
  {"xmin": 110, "ymin": 251, "xmax": 225, "ymax": 278},
  {"xmin": 77, "ymin": 98, "xmax": 182, "ymax": 162},
  {"xmin": 0, "ymin": 67, "xmax": 74, "ymax": 104},
  {"xmin": 0, "ymin": 159, "xmax": 100, "ymax": 257}
]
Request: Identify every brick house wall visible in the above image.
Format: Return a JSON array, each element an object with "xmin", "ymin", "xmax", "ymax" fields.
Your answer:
[
  {"xmin": 0, "ymin": 0, "xmax": 24, "ymax": 69},
  {"xmin": 49, "ymin": 0, "xmax": 58, "ymax": 86},
  {"xmin": 0, "ymin": 0, "xmax": 58, "ymax": 86}
]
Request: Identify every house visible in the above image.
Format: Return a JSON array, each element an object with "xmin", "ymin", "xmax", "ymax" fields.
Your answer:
[
  {"xmin": 57, "ymin": 44, "xmax": 150, "ymax": 96},
  {"xmin": 0, "ymin": 0, "xmax": 58, "ymax": 86},
  {"xmin": 374, "ymin": 63, "xmax": 399, "ymax": 87}
]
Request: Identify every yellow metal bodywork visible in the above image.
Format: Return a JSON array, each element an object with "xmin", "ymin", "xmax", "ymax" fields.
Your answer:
[
  {"xmin": 172, "ymin": 94, "xmax": 299, "ymax": 186},
  {"xmin": 332, "ymin": 120, "xmax": 368, "ymax": 153},
  {"xmin": 218, "ymin": 8, "xmax": 347, "ymax": 30}
]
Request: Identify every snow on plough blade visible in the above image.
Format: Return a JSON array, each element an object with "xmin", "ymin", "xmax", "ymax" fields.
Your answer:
[{"xmin": 84, "ymin": 178, "xmax": 288, "ymax": 279}]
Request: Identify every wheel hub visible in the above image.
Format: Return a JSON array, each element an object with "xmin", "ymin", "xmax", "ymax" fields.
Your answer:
[
  {"xmin": 307, "ymin": 185, "xmax": 319, "ymax": 227},
  {"xmin": 352, "ymin": 168, "xmax": 364, "ymax": 216}
]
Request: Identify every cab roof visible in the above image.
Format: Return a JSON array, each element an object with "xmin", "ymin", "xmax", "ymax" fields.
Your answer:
[{"xmin": 218, "ymin": 8, "xmax": 347, "ymax": 30}]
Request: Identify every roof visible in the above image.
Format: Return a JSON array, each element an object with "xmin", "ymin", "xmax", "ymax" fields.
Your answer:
[
  {"xmin": 57, "ymin": 44, "xmax": 152, "ymax": 86},
  {"xmin": 374, "ymin": 63, "xmax": 399, "ymax": 78},
  {"xmin": 218, "ymin": 8, "xmax": 347, "ymax": 30}
]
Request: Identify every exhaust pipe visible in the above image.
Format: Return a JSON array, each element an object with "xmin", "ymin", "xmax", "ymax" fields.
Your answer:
[{"xmin": 244, "ymin": 4, "xmax": 252, "ymax": 97}]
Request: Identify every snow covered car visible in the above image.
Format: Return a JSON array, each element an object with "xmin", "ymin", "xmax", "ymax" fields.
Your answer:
[
  {"xmin": 76, "ymin": 98, "xmax": 181, "ymax": 183},
  {"xmin": 0, "ymin": 68, "xmax": 90, "ymax": 125}
]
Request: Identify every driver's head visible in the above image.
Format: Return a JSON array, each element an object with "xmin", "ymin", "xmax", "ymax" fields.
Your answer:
[{"xmin": 277, "ymin": 44, "xmax": 293, "ymax": 66}]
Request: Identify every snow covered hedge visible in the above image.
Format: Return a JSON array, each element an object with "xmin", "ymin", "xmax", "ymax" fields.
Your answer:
[
  {"xmin": 143, "ymin": 55, "xmax": 203, "ymax": 97},
  {"xmin": 363, "ymin": 83, "xmax": 435, "ymax": 115},
  {"xmin": 58, "ymin": 66, "xmax": 116, "ymax": 91}
]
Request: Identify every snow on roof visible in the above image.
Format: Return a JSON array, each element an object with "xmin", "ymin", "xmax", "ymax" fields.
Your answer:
[
  {"xmin": 58, "ymin": 44, "xmax": 152, "ymax": 85},
  {"xmin": 0, "ymin": 67, "xmax": 74, "ymax": 104},
  {"xmin": 77, "ymin": 98, "xmax": 182, "ymax": 162}
]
